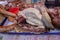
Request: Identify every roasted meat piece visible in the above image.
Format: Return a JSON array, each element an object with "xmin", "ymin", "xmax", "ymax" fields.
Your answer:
[
  {"xmin": 15, "ymin": 8, "xmax": 54, "ymax": 32},
  {"xmin": 48, "ymin": 7, "xmax": 60, "ymax": 29}
]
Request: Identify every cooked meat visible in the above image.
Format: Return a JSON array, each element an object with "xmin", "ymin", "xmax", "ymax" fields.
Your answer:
[
  {"xmin": 48, "ymin": 7, "xmax": 60, "ymax": 29},
  {"xmin": 15, "ymin": 8, "xmax": 54, "ymax": 32}
]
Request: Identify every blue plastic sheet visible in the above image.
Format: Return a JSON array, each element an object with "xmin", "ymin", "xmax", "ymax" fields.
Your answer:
[{"xmin": 33, "ymin": 0, "xmax": 37, "ymax": 3}]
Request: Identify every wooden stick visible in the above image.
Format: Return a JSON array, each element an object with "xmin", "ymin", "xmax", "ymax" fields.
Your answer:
[
  {"xmin": 0, "ymin": 8, "xmax": 16, "ymax": 17},
  {"xmin": 0, "ymin": 24, "xmax": 16, "ymax": 32}
]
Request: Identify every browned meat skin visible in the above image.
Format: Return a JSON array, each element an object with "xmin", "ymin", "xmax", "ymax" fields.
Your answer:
[
  {"xmin": 18, "ymin": 23, "xmax": 45, "ymax": 32},
  {"xmin": 16, "ymin": 15, "xmax": 27, "ymax": 24},
  {"xmin": 48, "ymin": 7, "xmax": 60, "ymax": 29},
  {"xmin": 52, "ymin": 18, "xmax": 60, "ymax": 29},
  {"xmin": 16, "ymin": 15, "xmax": 45, "ymax": 32}
]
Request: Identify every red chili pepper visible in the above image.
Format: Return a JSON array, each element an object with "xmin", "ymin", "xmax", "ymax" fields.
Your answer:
[{"xmin": 9, "ymin": 7, "xmax": 19, "ymax": 14}]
